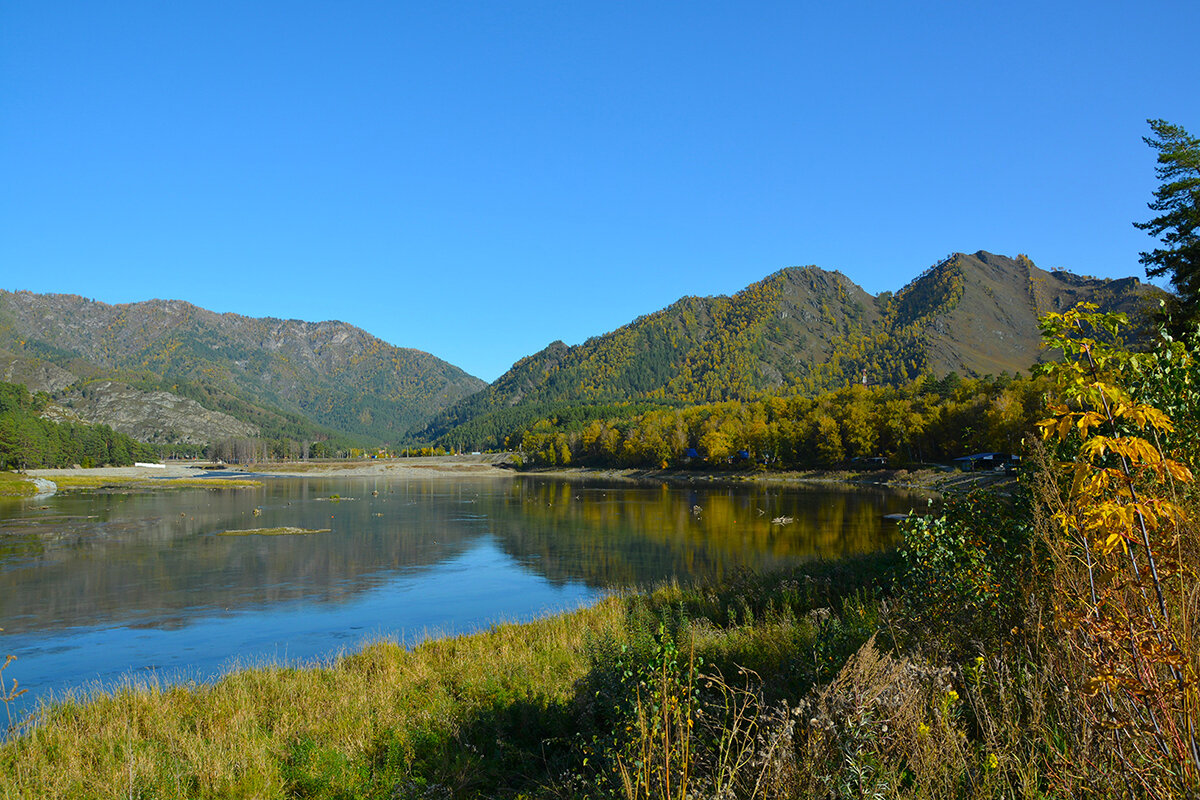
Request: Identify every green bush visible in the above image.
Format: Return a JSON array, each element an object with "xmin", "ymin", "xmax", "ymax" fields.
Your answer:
[{"xmin": 899, "ymin": 488, "xmax": 1036, "ymax": 657}]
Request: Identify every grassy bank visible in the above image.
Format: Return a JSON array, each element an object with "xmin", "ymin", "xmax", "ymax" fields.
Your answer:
[
  {"xmin": 0, "ymin": 598, "xmax": 626, "ymax": 798},
  {"xmin": 0, "ymin": 472, "xmax": 37, "ymax": 497},
  {"xmin": 0, "ymin": 556, "xmax": 892, "ymax": 798}
]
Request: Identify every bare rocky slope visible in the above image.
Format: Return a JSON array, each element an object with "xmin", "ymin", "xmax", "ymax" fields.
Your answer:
[
  {"xmin": 919, "ymin": 251, "xmax": 1155, "ymax": 376},
  {"xmin": 40, "ymin": 381, "xmax": 258, "ymax": 445}
]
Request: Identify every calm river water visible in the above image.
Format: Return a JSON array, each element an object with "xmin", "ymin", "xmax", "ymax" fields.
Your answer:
[{"xmin": 0, "ymin": 475, "xmax": 928, "ymax": 714}]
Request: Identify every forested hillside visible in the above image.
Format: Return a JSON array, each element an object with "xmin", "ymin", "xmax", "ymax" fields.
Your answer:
[
  {"xmin": 418, "ymin": 251, "xmax": 1160, "ymax": 449},
  {"xmin": 0, "ymin": 292, "xmax": 485, "ymax": 445},
  {"xmin": 0, "ymin": 381, "xmax": 156, "ymax": 469},
  {"xmin": 516, "ymin": 372, "xmax": 1046, "ymax": 468}
]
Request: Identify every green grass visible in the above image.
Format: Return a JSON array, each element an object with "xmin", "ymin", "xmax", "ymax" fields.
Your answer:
[
  {"xmin": 0, "ymin": 472, "xmax": 37, "ymax": 497},
  {"xmin": 0, "ymin": 555, "xmax": 895, "ymax": 799},
  {"xmin": 0, "ymin": 599, "xmax": 628, "ymax": 798}
]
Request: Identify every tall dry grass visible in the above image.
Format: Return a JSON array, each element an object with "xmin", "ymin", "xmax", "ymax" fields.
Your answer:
[{"xmin": 0, "ymin": 599, "xmax": 624, "ymax": 798}]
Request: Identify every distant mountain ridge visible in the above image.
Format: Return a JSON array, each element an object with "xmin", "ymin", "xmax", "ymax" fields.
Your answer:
[
  {"xmin": 417, "ymin": 251, "xmax": 1162, "ymax": 447},
  {"xmin": 0, "ymin": 291, "xmax": 486, "ymax": 446},
  {"xmin": 0, "ymin": 252, "xmax": 1161, "ymax": 451}
]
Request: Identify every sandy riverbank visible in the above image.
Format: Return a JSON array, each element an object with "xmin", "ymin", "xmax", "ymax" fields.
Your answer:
[
  {"xmin": 254, "ymin": 453, "xmax": 517, "ymax": 478},
  {"xmin": 27, "ymin": 454, "xmax": 518, "ymax": 481}
]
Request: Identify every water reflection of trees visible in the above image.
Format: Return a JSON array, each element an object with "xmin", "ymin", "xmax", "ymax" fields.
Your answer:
[
  {"xmin": 0, "ymin": 477, "xmax": 925, "ymax": 634},
  {"xmin": 484, "ymin": 478, "xmax": 920, "ymax": 588},
  {"xmin": 0, "ymin": 479, "xmax": 489, "ymax": 634}
]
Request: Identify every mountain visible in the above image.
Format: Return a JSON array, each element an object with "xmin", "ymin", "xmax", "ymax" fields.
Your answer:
[
  {"xmin": 916, "ymin": 252, "xmax": 1156, "ymax": 377},
  {"xmin": 0, "ymin": 292, "xmax": 486, "ymax": 446},
  {"xmin": 418, "ymin": 251, "xmax": 1163, "ymax": 447}
]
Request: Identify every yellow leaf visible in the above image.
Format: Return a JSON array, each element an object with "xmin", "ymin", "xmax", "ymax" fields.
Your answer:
[
  {"xmin": 1129, "ymin": 502, "xmax": 1158, "ymax": 531},
  {"xmin": 1134, "ymin": 437, "xmax": 1162, "ymax": 464},
  {"xmin": 1081, "ymin": 436, "xmax": 1110, "ymax": 461},
  {"xmin": 1164, "ymin": 459, "xmax": 1194, "ymax": 484},
  {"xmin": 1102, "ymin": 531, "xmax": 1127, "ymax": 555},
  {"xmin": 1080, "ymin": 469, "xmax": 1112, "ymax": 496}
]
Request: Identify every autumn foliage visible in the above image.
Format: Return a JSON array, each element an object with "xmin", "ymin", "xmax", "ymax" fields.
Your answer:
[{"xmin": 1037, "ymin": 303, "xmax": 1200, "ymax": 794}]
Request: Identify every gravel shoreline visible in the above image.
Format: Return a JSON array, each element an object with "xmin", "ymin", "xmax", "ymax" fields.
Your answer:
[{"xmin": 27, "ymin": 454, "xmax": 516, "ymax": 481}]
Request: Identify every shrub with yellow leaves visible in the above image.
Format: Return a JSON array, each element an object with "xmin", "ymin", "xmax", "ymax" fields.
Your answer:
[{"xmin": 1037, "ymin": 303, "xmax": 1200, "ymax": 794}]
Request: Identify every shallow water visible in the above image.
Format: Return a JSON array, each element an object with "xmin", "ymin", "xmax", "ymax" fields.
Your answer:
[{"xmin": 0, "ymin": 475, "xmax": 927, "ymax": 713}]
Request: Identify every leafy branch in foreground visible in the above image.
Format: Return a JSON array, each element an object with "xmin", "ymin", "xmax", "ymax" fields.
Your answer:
[{"xmin": 1038, "ymin": 303, "xmax": 1200, "ymax": 793}]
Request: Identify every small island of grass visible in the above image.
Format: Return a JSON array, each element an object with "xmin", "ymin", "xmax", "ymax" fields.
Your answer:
[
  {"xmin": 218, "ymin": 527, "xmax": 332, "ymax": 536},
  {"xmin": 52, "ymin": 475, "xmax": 262, "ymax": 491}
]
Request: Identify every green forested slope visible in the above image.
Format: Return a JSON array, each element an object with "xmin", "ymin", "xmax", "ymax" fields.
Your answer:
[
  {"xmin": 0, "ymin": 381, "xmax": 155, "ymax": 469},
  {"xmin": 0, "ymin": 293, "xmax": 485, "ymax": 444},
  {"xmin": 417, "ymin": 266, "xmax": 881, "ymax": 446},
  {"xmin": 419, "ymin": 251, "xmax": 1162, "ymax": 449}
]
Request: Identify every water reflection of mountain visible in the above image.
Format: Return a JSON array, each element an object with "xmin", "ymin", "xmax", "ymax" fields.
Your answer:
[
  {"xmin": 0, "ymin": 477, "xmax": 928, "ymax": 636},
  {"xmin": 485, "ymin": 478, "xmax": 924, "ymax": 588},
  {"xmin": 0, "ymin": 479, "xmax": 490, "ymax": 634}
]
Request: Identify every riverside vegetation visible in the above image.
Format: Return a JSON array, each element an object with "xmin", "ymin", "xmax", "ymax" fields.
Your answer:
[
  {"xmin": 0, "ymin": 471, "xmax": 38, "ymax": 498},
  {"xmin": 0, "ymin": 381, "xmax": 156, "ymax": 470},
  {"xmin": 1, "ymin": 304, "xmax": 1199, "ymax": 798},
  {"xmin": 512, "ymin": 372, "xmax": 1046, "ymax": 470}
]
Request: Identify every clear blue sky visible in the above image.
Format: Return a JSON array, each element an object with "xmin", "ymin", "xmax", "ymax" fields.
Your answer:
[{"xmin": 2, "ymin": 2, "xmax": 1197, "ymax": 381}]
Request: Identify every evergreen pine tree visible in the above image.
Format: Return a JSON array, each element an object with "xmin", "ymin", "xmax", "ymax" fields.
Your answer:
[{"xmin": 1135, "ymin": 118, "xmax": 1200, "ymax": 329}]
